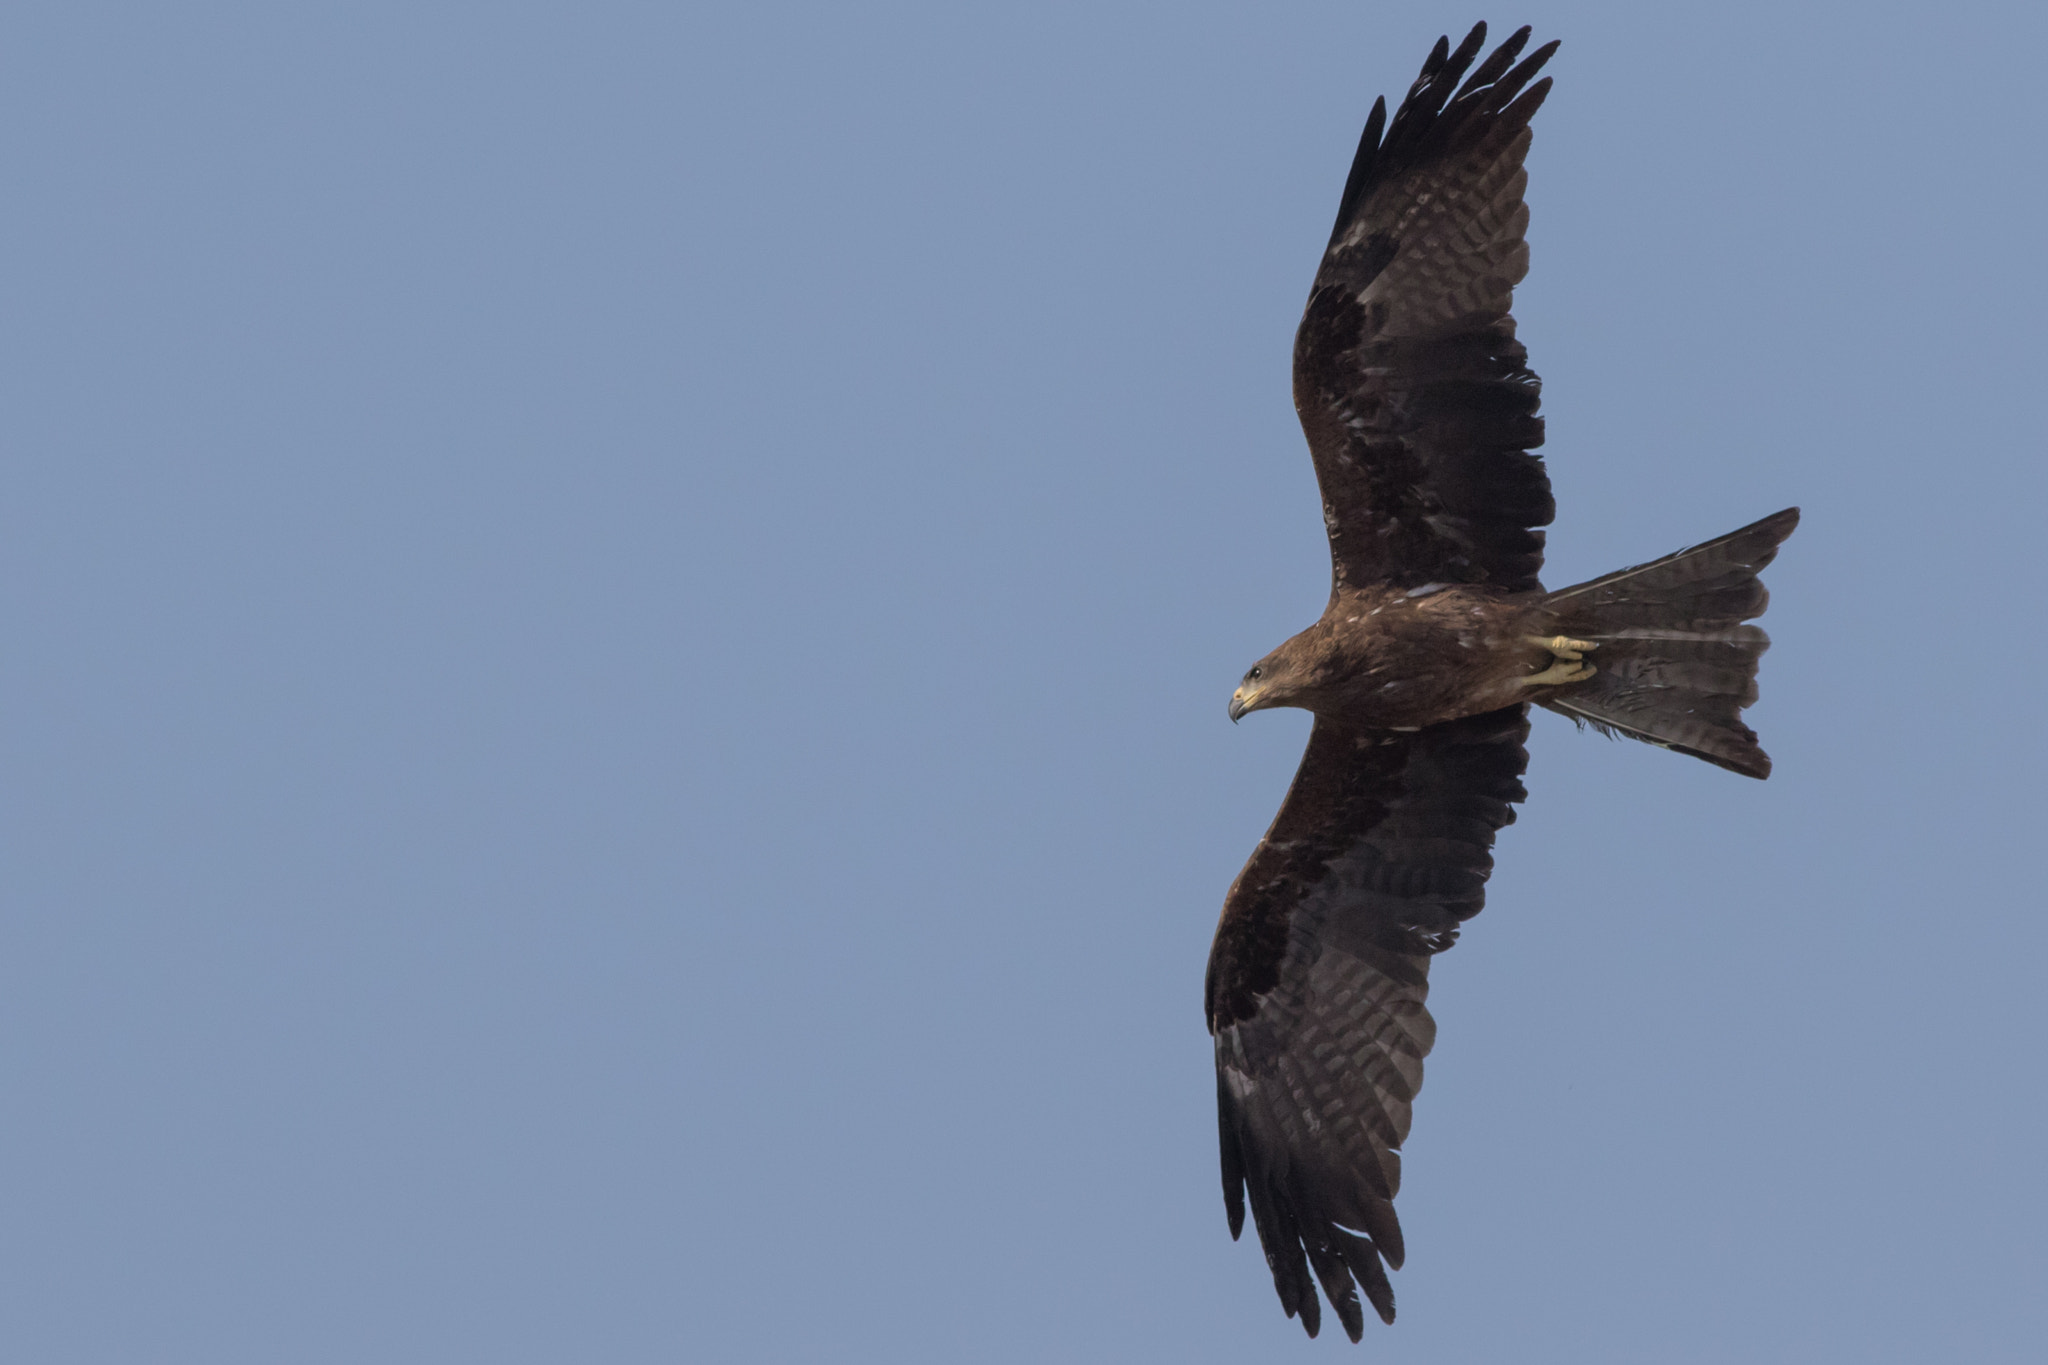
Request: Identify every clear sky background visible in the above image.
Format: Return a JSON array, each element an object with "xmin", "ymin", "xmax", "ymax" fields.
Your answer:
[{"xmin": 3, "ymin": 2, "xmax": 2044, "ymax": 1361}]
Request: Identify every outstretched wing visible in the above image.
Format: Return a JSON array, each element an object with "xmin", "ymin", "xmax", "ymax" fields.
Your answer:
[
  {"xmin": 1294, "ymin": 23, "xmax": 1559, "ymax": 596},
  {"xmin": 1205, "ymin": 707, "xmax": 1530, "ymax": 1340}
]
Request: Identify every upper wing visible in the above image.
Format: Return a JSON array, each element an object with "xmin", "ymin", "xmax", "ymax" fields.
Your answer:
[
  {"xmin": 1294, "ymin": 23, "xmax": 1559, "ymax": 596},
  {"xmin": 1205, "ymin": 707, "xmax": 1530, "ymax": 1340}
]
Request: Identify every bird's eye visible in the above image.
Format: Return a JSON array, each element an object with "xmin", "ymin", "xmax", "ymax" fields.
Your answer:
[{"xmin": 1247, "ymin": 666, "xmax": 1263, "ymax": 681}]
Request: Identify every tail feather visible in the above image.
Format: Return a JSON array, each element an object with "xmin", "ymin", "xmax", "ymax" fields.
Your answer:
[{"xmin": 1541, "ymin": 508, "xmax": 1798, "ymax": 779}]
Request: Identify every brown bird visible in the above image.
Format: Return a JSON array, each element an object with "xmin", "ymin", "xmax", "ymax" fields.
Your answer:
[{"xmin": 1206, "ymin": 23, "xmax": 1796, "ymax": 1342}]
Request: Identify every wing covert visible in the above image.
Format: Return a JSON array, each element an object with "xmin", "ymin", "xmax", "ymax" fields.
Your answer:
[
  {"xmin": 1294, "ymin": 23, "xmax": 1560, "ymax": 595},
  {"xmin": 1205, "ymin": 707, "xmax": 1530, "ymax": 1340}
]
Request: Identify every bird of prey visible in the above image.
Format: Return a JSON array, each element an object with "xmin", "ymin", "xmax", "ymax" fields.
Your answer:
[{"xmin": 1206, "ymin": 23, "xmax": 1796, "ymax": 1341}]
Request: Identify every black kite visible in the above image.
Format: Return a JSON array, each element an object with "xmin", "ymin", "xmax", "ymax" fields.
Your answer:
[{"xmin": 1206, "ymin": 23, "xmax": 1796, "ymax": 1341}]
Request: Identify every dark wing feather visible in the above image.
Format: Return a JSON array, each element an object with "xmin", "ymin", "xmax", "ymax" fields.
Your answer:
[
  {"xmin": 1205, "ymin": 707, "xmax": 1531, "ymax": 1339},
  {"xmin": 1294, "ymin": 23, "xmax": 1560, "ymax": 595}
]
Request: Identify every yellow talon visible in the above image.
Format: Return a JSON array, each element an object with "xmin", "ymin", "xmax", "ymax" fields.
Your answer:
[
  {"xmin": 1523, "ymin": 659, "xmax": 1596, "ymax": 687},
  {"xmin": 1525, "ymin": 634, "xmax": 1597, "ymax": 661}
]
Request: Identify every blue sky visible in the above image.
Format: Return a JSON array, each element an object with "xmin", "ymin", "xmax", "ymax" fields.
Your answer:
[{"xmin": 3, "ymin": 3, "xmax": 2045, "ymax": 1361}]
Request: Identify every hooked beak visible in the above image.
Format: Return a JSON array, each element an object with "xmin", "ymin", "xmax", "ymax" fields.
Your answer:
[{"xmin": 1228, "ymin": 687, "xmax": 1259, "ymax": 723}]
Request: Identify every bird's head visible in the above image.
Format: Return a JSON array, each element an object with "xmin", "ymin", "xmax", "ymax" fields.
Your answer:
[{"xmin": 1229, "ymin": 646, "xmax": 1311, "ymax": 722}]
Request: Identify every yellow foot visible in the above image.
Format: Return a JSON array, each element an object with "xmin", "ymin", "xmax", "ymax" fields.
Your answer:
[
  {"xmin": 1524, "ymin": 634, "xmax": 1598, "ymax": 661},
  {"xmin": 1522, "ymin": 658, "xmax": 1596, "ymax": 688}
]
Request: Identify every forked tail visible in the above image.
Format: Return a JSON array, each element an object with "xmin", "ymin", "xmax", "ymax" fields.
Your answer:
[{"xmin": 1541, "ymin": 508, "xmax": 1799, "ymax": 779}]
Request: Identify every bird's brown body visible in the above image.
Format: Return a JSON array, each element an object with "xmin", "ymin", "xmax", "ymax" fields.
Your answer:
[{"xmin": 1234, "ymin": 586, "xmax": 1554, "ymax": 731}]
